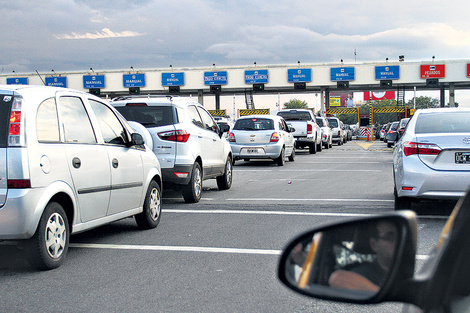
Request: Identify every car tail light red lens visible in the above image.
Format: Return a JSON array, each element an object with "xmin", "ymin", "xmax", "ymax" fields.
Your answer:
[
  {"xmin": 9, "ymin": 111, "xmax": 21, "ymax": 135},
  {"xmin": 307, "ymin": 124, "xmax": 313, "ymax": 135},
  {"xmin": 8, "ymin": 179, "xmax": 31, "ymax": 189},
  {"xmin": 403, "ymin": 141, "xmax": 442, "ymax": 156},
  {"xmin": 227, "ymin": 132, "xmax": 236, "ymax": 142},
  {"xmin": 158, "ymin": 130, "xmax": 190, "ymax": 142},
  {"xmin": 270, "ymin": 132, "xmax": 280, "ymax": 142}
]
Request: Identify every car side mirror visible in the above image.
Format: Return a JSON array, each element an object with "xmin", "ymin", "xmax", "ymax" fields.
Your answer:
[
  {"xmin": 130, "ymin": 133, "xmax": 145, "ymax": 146},
  {"xmin": 278, "ymin": 212, "xmax": 418, "ymax": 304},
  {"xmin": 288, "ymin": 126, "xmax": 296, "ymax": 133}
]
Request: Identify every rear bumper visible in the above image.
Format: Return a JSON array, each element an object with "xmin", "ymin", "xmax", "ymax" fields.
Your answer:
[
  {"xmin": 230, "ymin": 143, "xmax": 283, "ymax": 160},
  {"xmin": 162, "ymin": 164, "xmax": 194, "ymax": 185}
]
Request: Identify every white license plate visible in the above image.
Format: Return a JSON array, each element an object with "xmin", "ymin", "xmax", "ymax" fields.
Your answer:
[
  {"xmin": 247, "ymin": 148, "xmax": 259, "ymax": 154},
  {"xmin": 455, "ymin": 152, "xmax": 470, "ymax": 164}
]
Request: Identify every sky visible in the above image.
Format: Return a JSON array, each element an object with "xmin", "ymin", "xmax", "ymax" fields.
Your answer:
[{"xmin": 1, "ymin": 0, "xmax": 470, "ymax": 112}]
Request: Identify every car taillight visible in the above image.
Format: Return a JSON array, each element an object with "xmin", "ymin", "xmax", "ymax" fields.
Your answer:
[
  {"xmin": 227, "ymin": 132, "xmax": 236, "ymax": 142},
  {"xmin": 270, "ymin": 132, "xmax": 280, "ymax": 142},
  {"xmin": 403, "ymin": 141, "xmax": 442, "ymax": 156},
  {"xmin": 8, "ymin": 179, "xmax": 31, "ymax": 189},
  {"xmin": 8, "ymin": 97, "xmax": 23, "ymax": 146},
  {"xmin": 307, "ymin": 124, "xmax": 313, "ymax": 134},
  {"xmin": 158, "ymin": 130, "xmax": 190, "ymax": 142},
  {"xmin": 322, "ymin": 133, "xmax": 327, "ymax": 139}
]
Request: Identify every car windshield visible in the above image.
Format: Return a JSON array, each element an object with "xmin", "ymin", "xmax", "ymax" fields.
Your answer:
[
  {"xmin": 277, "ymin": 111, "xmax": 311, "ymax": 121},
  {"xmin": 415, "ymin": 112, "xmax": 470, "ymax": 134},
  {"xmin": 327, "ymin": 119, "xmax": 338, "ymax": 127},
  {"xmin": 234, "ymin": 118, "xmax": 274, "ymax": 130},
  {"xmin": 390, "ymin": 123, "xmax": 399, "ymax": 131},
  {"xmin": 115, "ymin": 105, "xmax": 174, "ymax": 127}
]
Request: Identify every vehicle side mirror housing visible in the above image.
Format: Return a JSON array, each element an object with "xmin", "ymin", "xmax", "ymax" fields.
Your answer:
[
  {"xmin": 130, "ymin": 133, "xmax": 145, "ymax": 146},
  {"xmin": 219, "ymin": 124, "xmax": 230, "ymax": 133},
  {"xmin": 288, "ymin": 126, "xmax": 296, "ymax": 133},
  {"xmin": 278, "ymin": 211, "xmax": 418, "ymax": 304}
]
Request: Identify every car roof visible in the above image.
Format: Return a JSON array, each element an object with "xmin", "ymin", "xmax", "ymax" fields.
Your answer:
[
  {"xmin": 237, "ymin": 115, "xmax": 280, "ymax": 120},
  {"xmin": 110, "ymin": 95, "xmax": 199, "ymax": 107},
  {"xmin": 0, "ymin": 84, "xmax": 102, "ymax": 103}
]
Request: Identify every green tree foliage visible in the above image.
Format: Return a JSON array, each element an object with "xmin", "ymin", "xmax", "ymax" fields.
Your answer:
[
  {"xmin": 406, "ymin": 96, "xmax": 439, "ymax": 109},
  {"xmin": 283, "ymin": 99, "xmax": 308, "ymax": 109}
]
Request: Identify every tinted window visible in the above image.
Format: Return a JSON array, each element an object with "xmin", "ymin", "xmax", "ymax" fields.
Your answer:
[
  {"xmin": 234, "ymin": 118, "xmax": 274, "ymax": 130},
  {"xmin": 116, "ymin": 105, "xmax": 174, "ymax": 127},
  {"xmin": 317, "ymin": 118, "xmax": 325, "ymax": 127},
  {"xmin": 327, "ymin": 118, "xmax": 338, "ymax": 127},
  {"xmin": 36, "ymin": 98, "xmax": 60, "ymax": 142},
  {"xmin": 59, "ymin": 96, "xmax": 96, "ymax": 144},
  {"xmin": 187, "ymin": 105, "xmax": 204, "ymax": 128},
  {"xmin": 197, "ymin": 107, "xmax": 218, "ymax": 132},
  {"xmin": 89, "ymin": 100, "xmax": 127, "ymax": 145},
  {"xmin": 415, "ymin": 112, "xmax": 470, "ymax": 134},
  {"xmin": 277, "ymin": 111, "xmax": 312, "ymax": 121}
]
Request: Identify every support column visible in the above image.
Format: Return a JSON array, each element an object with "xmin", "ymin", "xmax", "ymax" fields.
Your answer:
[
  {"xmin": 198, "ymin": 89, "xmax": 204, "ymax": 105},
  {"xmin": 440, "ymin": 87, "xmax": 445, "ymax": 107},
  {"xmin": 215, "ymin": 93, "xmax": 221, "ymax": 110},
  {"xmin": 449, "ymin": 83, "xmax": 455, "ymax": 107}
]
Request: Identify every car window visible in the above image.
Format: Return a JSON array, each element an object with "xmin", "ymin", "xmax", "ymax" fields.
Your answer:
[
  {"xmin": 89, "ymin": 99, "xmax": 127, "ymax": 145},
  {"xmin": 187, "ymin": 105, "xmax": 204, "ymax": 128},
  {"xmin": 327, "ymin": 119, "xmax": 338, "ymax": 127},
  {"xmin": 277, "ymin": 111, "xmax": 311, "ymax": 121},
  {"xmin": 317, "ymin": 118, "xmax": 325, "ymax": 127},
  {"xmin": 116, "ymin": 105, "xmax": 174, "ymax": 127},
  {"xmin": 58, "ymin": 96, "xmax": 96, "ymax": 144},
  {"xmin": 197, "ymin": 106, "xmax": 218, "ymax": 132},
  {"xmin": 234, "ymin": 118, "xmax": 274, "ymax": 131},
  {"xmin": 36, "ymin": 97, "xmax": 60, "ymax": 143},
  {"xmin": 415, "ymin": 112, "xmax": 470, "ymax": 134}
]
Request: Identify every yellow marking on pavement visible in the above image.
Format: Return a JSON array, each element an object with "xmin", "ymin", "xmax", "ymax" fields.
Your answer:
[{"xmin": 355, "ymin": 141, "xmax": 375, "ymax": 149}]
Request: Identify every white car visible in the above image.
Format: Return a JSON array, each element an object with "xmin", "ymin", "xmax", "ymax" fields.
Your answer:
[
  {"xmin": 228, "ymin": 115, "xmax": 295, "ymax": 166},
  {"xmin": 393, "ymin": 107, "xmax": 470, "ymax": 210},
  {"xmin": 326, "ymin": 117, "xmax": 345, "ymax": 145},
  {"xmin": 316, "ymin": 116, "xmax": 333, "ymax": 149},
  {"xmin": 0, "ymin": 85, "xmax": 162, "ymax": 270},
  {"xmin": 111, "ymin": 96, "xmax": 233, "ymax": 203}
]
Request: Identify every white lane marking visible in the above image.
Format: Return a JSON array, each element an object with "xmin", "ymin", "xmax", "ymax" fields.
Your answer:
[
  {"xmin": 68, "ymin": 243, "xmax": 430, "ymax": 260},
  {"xmin": 224, "ymin": 198, "xmax": 394, "ymax": 202},
  {"xmin": 280, "ymin": 169, "xmax": 382, "ymax": 172},
  {"xmin": 69, "ymin": 243, "xmax": 280, "ymax": 255}
]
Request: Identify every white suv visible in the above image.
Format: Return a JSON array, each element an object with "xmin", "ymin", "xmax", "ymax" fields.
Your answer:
[
  {"xmin": 0, "ymin": 85, "xmax": 162, "ymax": 270},
  {"xmin": 111, "ymin": 96, "xmax": 233, "ymax": 203}
]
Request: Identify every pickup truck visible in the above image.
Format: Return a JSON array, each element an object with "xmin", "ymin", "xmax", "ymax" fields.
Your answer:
[{"xmin": 276, "ymin": 109, "xmax": 322, "ymax": 154}]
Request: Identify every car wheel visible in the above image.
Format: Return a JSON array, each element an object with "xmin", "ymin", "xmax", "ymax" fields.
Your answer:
[
  {"xmin": 387, "ymin": 142, "xmax": 393, "ymax": 148},
  {"xmin": 25, "ymin": 202, "xmax": 69, "ymax": 270},
  {"xmin": 309, "ymin": 143, "xmax": 317, "ymax": 154},
  {"xmin": 317, "ymin": 141, "xmax": 322, "ymax": 152},
  {"xmin": 182, "ymin": 162, "xmax": 203, "ymax": 203},
  {"xmin": 135, "ymin": 180, "xmax": 161, "ymax": 229},
  {"xmin": 288, "ymin": 147, "xmax": 295, "ymax": 161},
  {"xmin": 216, "ymin": 156, "xmax": 233, "ymax": 190},
  {"xmin": 276, "ymin": 147, "xmax": 286, "ymax": 166},
  {"xmin": 323, "ymin": 142, "xmax": 329, "ymax": 149},
  {"xmin": 394, "ymin": 186, "xmax": 412, "ymax": 211}
]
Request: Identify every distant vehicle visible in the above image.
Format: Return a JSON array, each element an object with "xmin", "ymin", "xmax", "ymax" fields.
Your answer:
[
  {"xmin": 214, "ymin": 117, "xmax": 235, "ymax": 138},
  {"xmin": 397, "ymin": 117, "xmax": 410, "ymax": 139},
  {"xmin": 385, "ymin": 121, "xmax": 399, "ymax": 147},
  {"xmin": 379, "ymin": 124, "xmax": 388, "ymax": 141},
  {"xmin": 276, "ymin": 109, "xmax": 322, "ymax": 154},
  {"xmin": 327, "ymin": 117, "xmax": 345, "ymax": 146},
  {"xmin": 316, "ymin": 116, "xmax": 333, "ymax": 149},
  {"xmin": 111, "ymin": 95, "xmax": 233, "ymax": 203},
  {"xmin": 344, "ymin": 124, "xmax": 353, "ymax": 141},
  {"xmin": 393, "ymin": 108, "xmax": 470, "ymax": 210},
  {"xmin": 0, "ymin": 85, "xmax": 163, "ymax": 270},
  {"xmin": 228, "ymin": 115, "xmax": 295, "ymax": 166},
  {"xmin": 383, "ymin": 123, "xmax": 392, "ymax": 143}
]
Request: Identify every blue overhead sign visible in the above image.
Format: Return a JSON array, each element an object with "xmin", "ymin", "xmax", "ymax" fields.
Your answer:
[
  {"xmin": 45, "ymin": 76, "xmax": 67, "ymax": 88},
  {"xmin": 330, "ymin": 67, "xmax": 355, "ymax": 81},
  {"xmin": 204, "ymin": 71, "xmax": 228, "ymax": 85},
  {"xmin": 83, "ymin": 75, "xmax": 105, "ymax": 89},
  {"xmin": 245, "ymin": 70, "xmax": 268, "ymax": 84},
  {"xmin": 288, "ymin": 68, "xmax": 312, "ymax": 83},
  {"xmin": 123, "ymin": 73, "xmax": 146, "ymax": 88},
  {"xmin": 375, "ymin": 66, "xmax": 400, "ymax": 80},
  {"xmin": 162, "ymin": 72, "xmax": 185, "ymax": 86},
  {"xmin": 7, "ymin": 77, "xmax": 28, "ymax": 85}
]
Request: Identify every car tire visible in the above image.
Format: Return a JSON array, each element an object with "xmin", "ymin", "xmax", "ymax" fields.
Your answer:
[
  {"xmin": 135, "ymin": 180, "xmax": 161, "ymax": 229},
  {"xmin": 25, "ymin": 202, "xmax": 69, "ymax": 270},
  {"xmin": 276, "ymin": 147, "xmax": 286, "ymax": 166},
  {"xmin": 323, "ymin": 142, "xmax": 329, "ymax": 149},
  {"xmin": 309, "ymin": 143, "xmax": 317, "ymax": 154},
  {"xmin": 182, "ymin": 162, "xmax": 203, "ymax": 203},
  {"xmin": 317, "ymin": 140, "xmax": 322, "ymax": 152},
  {"xmin": 216, "ymin": 156, "xmax": 233, "ymax": 190},
  {"xmin": 288, "ymin": 147, "xmax": 295, "ymax": 161},
  {"xmin": 394, "ymin": 186, "xmax": 412, "ymax": 211},
  {"xmin": 387, "ymin": 142, "xmax": 393, "ymax": 148}
]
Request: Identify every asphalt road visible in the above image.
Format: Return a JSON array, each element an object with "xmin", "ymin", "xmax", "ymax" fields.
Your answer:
[{"xmin": 0, "ymin": 139, "xmax": 454, "ymax": 313}]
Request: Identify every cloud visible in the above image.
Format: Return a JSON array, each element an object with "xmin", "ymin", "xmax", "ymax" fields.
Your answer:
[{"xmin": 55, "ymin": 28, "xmax": 142, "ymax": 40}]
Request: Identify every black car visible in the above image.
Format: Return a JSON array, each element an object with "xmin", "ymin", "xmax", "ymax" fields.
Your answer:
[{"xmin": 385, "ymin": 121, "xmax": 399, "ymax": 147}]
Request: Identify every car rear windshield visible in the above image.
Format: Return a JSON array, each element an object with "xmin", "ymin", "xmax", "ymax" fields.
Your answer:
[
  {"xmin": 0, "ymin": 94, "xmax": 14, "ymax": 147},
  {"xmin": 234, "ymin": 118, "xmax": 274, "ymax": 130},
  {"xmin": 277, "ymin": 111, "xmax": 311, "ymax": 121},
  {"xmin": 316, "ymin": 119, "xmax": 325, "ymax": 127},
  {"xmin": 115, "ymin": 106, "xmax": 174, "ymax": 127},
  {"xmin": 327, "ymin": 119, "xmax": 338, "ymax": 127},
  {"xmin": 415, "ymin": 112, "xmax": 470, "ymax": 134}
]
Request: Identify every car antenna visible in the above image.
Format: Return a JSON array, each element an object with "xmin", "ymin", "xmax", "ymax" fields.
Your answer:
[{"xmin": 35, "ymin": 70, "xmax": 46, "ymax": 85}]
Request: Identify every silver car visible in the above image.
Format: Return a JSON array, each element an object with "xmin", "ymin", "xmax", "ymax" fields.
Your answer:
[
  {"xmin": 393, "ymin": 107, "xmax": 470, "ymax": 210},
  {"xmin": 0, "ymin": 85, "xmax": 162, "ymax": 270},
  {"xmin": 228, "ymin": 115, "xmax": 295, "ymax": 166},
  {"xmin": 316, "ymin": 116, "xmax": 333, "ymax": 149}
]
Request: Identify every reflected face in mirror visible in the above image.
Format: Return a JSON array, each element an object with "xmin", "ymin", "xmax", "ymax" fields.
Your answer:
[{"xmin": 282, "ymin": 218, "xmax": 400, "ymax": 299}]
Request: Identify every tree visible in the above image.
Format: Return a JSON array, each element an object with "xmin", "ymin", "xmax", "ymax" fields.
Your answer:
[
  {"xmin": 283, "ymin": 99, "xmax": 308, "ymax": 109},
  {"xmin": 406, "ymin": 96, "xmax": 439, "ymax": 109}
]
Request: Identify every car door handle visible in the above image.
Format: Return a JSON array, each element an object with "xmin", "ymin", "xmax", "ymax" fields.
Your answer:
[
  {"xmin": 72, "ymin": 157, "xmax": 81, "ymax": 169},
  {"xmin": 112, "ymin": 158, "xmax": 119, "ymax": 168}
]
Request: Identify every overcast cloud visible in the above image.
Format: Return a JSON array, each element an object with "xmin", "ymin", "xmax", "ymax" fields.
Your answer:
[{"xmin": 1, "ymin": 0, "xmax": 470, "ymax": 74}]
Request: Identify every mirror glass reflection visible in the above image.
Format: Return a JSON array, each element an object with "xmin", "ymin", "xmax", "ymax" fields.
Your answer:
[{"xmin": 284, "ymin": 219, "xmax": 399, "ymax": 298}]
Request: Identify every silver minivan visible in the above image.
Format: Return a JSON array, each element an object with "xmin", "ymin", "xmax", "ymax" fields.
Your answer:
[{"xmin": 0, "ymin": 85, "xmax": 162, "ymax": 270}]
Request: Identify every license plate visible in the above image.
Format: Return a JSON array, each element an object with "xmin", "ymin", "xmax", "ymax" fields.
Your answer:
[
  {"xmin": 455, "ymin": 152, "xmax": 470, "ymax": 164},
  {"xmin": 247, "ymin": 148, "xmax": 258, "ymax": 154}
]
